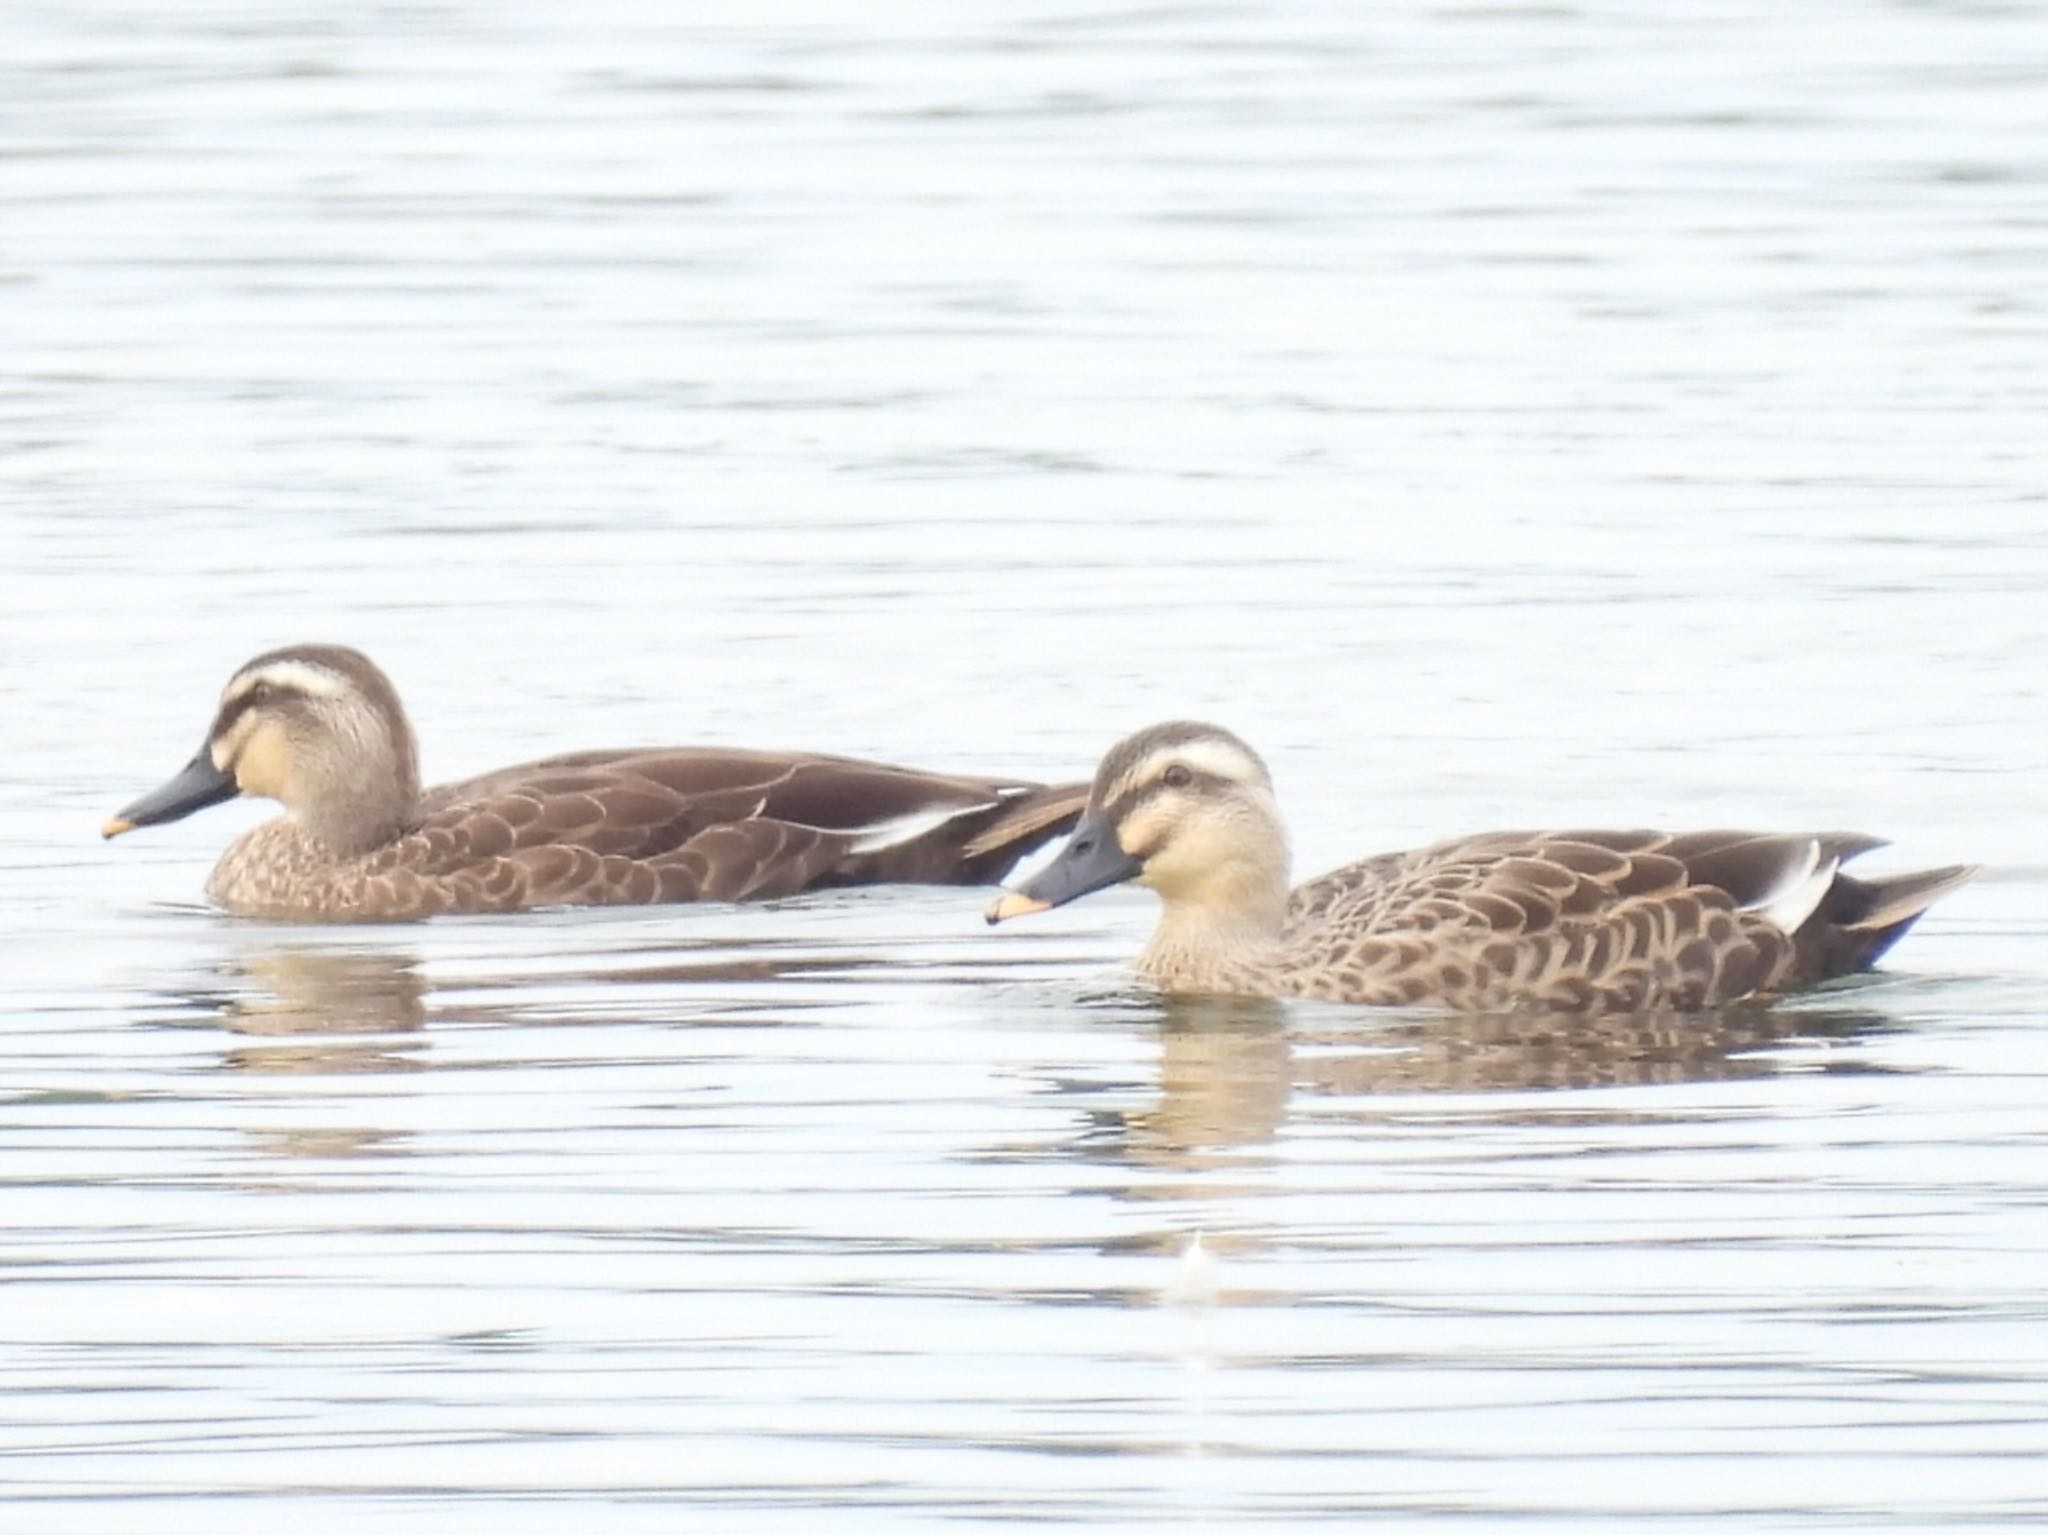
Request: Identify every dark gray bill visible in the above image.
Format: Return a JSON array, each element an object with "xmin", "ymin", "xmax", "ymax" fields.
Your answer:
[
  {"xmin": 102, "ymin": 749, "xmax": 238, "ymax": 838},
  {"xmin": 983, "ymin": 810, "xmax": 1141, "ymax": 924}
]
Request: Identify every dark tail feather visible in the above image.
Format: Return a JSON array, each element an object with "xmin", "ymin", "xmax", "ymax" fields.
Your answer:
[
  {"xmin": 951, "ymin": 782, "xmax": 1090, "ymax": 884},
  {"xmin": 1793, "ymin": 862, "xmax": 1981, "ymax": 981}
]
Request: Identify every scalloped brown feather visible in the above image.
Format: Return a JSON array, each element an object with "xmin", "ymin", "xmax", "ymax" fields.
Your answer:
[
  {"xmin": 1197, "ymin": 828, "xmax": 1976, "ymax": 1012},
  {"xmin": 207, "ymin": 746, "xmax": 1087, "ymax": 921}
]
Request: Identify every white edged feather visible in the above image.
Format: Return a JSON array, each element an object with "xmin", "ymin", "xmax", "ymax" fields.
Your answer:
[
  {"xmin": 845, "ymin": 801, "xmax": 989, "ymax": 855},
  {"xmin": 1741, "ymin": 839, "xmax": 1838, "ymax": 934}
]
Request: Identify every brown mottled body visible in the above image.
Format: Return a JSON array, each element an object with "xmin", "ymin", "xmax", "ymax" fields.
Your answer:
[
  {"xmin": 988, "ymin": 722, "xmax": 1977, "ymax": 1014},
  {"xmin": 1195, "ymin": 829, "xmax": 1915, "ymax": 1011},
  {"xmin": 109, "ymin": 645, "xmax": 1087, "ymax": 922},
  {"xmin": 205, "ymin": 746, "xmax": 1084, "ymax": 922}
]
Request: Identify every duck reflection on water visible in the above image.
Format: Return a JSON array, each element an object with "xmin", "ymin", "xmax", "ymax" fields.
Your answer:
[
  {"xmin": 1098, "ymin": 989, "xmax": 1906, "ymax": 1163},
  {"xmin": 176, "ymin": 934, "xmax": 900, "ymax": 1077},
  {"xmin": 167, "ymin": 938, "xmax": 1908, "ymax": 1180},
  {"xmin": 188, "ymin": 944, "xmax": 432, "ymax": 1077}
]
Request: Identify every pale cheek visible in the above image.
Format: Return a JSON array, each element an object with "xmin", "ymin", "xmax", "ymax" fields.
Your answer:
[
  {"xmin": 1138, "ymin": 823, "xmax": 1248, "ymax": 897},
  {"xmin": 1137, "ymin": 841, "xmax": 1204, "ymax": 895},
  {"xmin": 233, "ymin": 727, "xmax": 294, "ymax": 801},
  {"xmin": 210, "ymin": 719, "xmax": 247, "ymax": 773},
  {"xmin": 1117, "ymin": 807, "xmax": 1170, "ymax": 863}
]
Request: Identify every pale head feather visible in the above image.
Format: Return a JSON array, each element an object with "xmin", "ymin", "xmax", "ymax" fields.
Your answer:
[
  {"xmin": 206, "ymin": 644, "xmax": 421, "ymax": 847},
  {"xmin": 1091, "ymin": 721, "xmax": 1291, "ymax": 919}
]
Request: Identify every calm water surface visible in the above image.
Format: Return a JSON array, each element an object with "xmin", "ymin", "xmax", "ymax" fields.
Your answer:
[{"xmin": 3, "ymin": 1, "xmax": 2046, "ymax": 1529}]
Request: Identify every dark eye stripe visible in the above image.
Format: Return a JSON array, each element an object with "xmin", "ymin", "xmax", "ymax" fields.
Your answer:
[
  {"xmin": 1102, "ymin": 769, "xmax": 1223, "ymax": 822},
  {"xmin": 208, "ymin": 683, "xmax": 293, "ymax": 741}
]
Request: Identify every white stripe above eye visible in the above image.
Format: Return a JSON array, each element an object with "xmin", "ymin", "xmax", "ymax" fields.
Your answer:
[
  {"xmin": 225, "ymin": 660, "xmax": 350, "ymax": 704},
  {"xmin": 1138, "ymin": 739, "xmax": 1264, "ymax": 788}
]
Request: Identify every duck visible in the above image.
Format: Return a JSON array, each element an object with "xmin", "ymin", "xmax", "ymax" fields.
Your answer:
[
  {"xmin": 984, "ymin": 720, "xmax": 1977, "ymax": 1013},
  {"xmin": 103, "ymin": 643, "xmax": 1088, "ymax": 922}
]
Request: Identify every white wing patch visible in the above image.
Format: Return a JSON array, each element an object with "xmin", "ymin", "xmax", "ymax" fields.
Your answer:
[
  {"xmin": 846, "ymin": 801, "xmax": 991, "ymax": 854},
  {"xmin": 998, "ymin": 827, "xmax": 1072, "ymax": 884},
  {"xmin": 1741, "ymin": 839, "xmax": 1838, "ymax": 935}
]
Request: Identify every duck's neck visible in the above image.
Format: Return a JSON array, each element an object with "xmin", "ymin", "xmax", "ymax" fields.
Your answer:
[
  {"xmin": 1137, "ymin": 864, "xmax": 1292, "ymax": 992},
  {"xmin": 291, "ymin": 747, "xmax": 418, "ymax": 858}
]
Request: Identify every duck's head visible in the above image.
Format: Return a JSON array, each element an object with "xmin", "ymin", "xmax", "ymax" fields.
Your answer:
[
  {"xmin": 985, "ymin": 721, "xmax": 1290, "ymax": 924},
  {"xmin": 103, "ymin": 644, "xmax": 420, "ymax": 853}
]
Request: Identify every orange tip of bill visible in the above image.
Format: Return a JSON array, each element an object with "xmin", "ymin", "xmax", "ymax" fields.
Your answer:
[
  {"xmin": 101, "ymin": 817, "xmax": 135, "ymax": 840},
  {"xmin": 984, "ymin": 890, "xmax": 1052, "ymax": 925}
]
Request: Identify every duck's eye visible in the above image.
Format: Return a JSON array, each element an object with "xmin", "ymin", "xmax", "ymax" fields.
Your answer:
[{"xmin": 1161, "ymin": 764, "xmax": 1193, "ymax": 789}]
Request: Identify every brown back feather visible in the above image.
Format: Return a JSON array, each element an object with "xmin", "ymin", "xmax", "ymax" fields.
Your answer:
[
  {"xmin": 353, "ymin": 748, "xmax": 1081, "ymax": 913},
  {"xmin": 1283, "ymin": 828, "xmax": 1973, "ymax": 1012}
]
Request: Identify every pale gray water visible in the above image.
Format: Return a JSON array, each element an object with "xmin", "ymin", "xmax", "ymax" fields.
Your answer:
[{"xmin": 3, "ymin": 1, "xmax": 2047, "ymax": 1529}]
